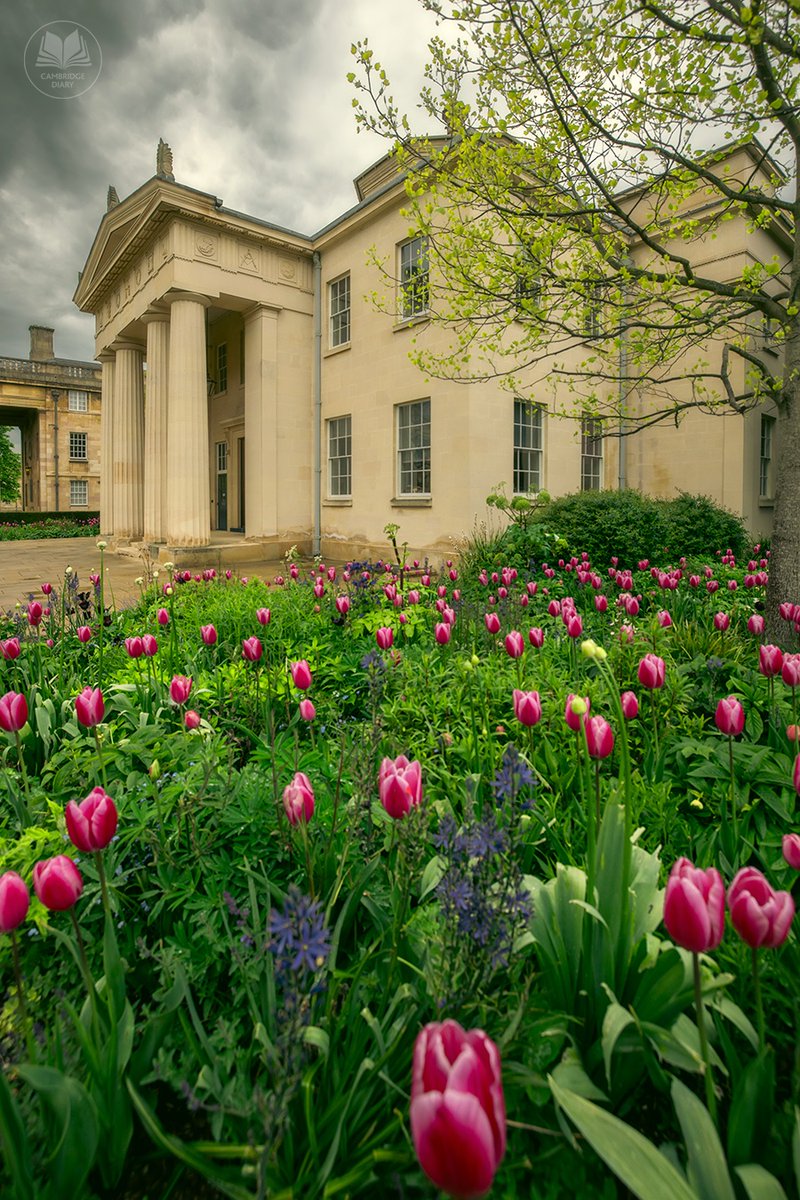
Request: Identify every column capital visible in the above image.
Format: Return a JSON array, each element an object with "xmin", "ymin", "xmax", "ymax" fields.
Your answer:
[
  {"xmin": 112, "ymin": 337, "xmax": 146, "ymax": 354},
  {"xmin": 164, "ymin": 290, "xmax": 212, "ymax": 310},
  {"xmin": 244, "ymin": 301, "xmax": 283, "ymax": 325},
  {"xmin": 140, "ymin": 305, "xmax": 170, "ymax": 326},
  {"xmin": 96, "ymin": 349, "xmax": 116, "ymax": 363}
]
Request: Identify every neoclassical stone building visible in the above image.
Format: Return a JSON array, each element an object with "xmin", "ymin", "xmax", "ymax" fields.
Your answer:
[{"xmin": 74, "ymin": 141, "xmax": 783, "ymax": 563}]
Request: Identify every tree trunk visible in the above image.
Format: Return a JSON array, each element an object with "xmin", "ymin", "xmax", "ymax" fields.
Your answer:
[{"xmin": 765, "ymin": 317, "xmax": 800, "ymax": 646}]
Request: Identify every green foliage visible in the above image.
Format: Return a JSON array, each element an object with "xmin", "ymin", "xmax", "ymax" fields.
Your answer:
[
  {"xmin": 661, "ymin": 493, "xmax": 748, "ymax": 560},
  {"xmin": 0, "ymin": 428, "xmax": 20, "ymax": 504},
  {"xmin": 0, "ymin": 516, "xmax": 99, "ymax": 540},
  {"xmin": 536, "ymin": 489, "xmax": 670, "ymax": 567}
]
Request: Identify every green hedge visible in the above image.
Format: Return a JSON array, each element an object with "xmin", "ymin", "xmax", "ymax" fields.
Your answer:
[{"xmin": 0, "ymin": 510, "xmax": 99, "ymax": 526}]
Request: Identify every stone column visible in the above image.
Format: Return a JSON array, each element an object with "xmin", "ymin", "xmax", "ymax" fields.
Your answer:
[
  {"xmin": 112, "ymin": 339, "xmax": 145, "ymax": 540},
  {"xmin": 165, "ymin": 292, "xmax": 211, "ymax": 546},
  {"xmin": 97, "ymin": 351, "xmax": 115, "ymax": 536},
  {"xmin": 244, "ymin": 304, "xmax": 281, "ymax": 538},
  {"xmin": 141, "ymin": 310, "xmax": 170, "ymax": 543}
]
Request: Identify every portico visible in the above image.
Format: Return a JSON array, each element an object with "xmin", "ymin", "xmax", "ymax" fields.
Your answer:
[{"xmin": 74, "ymin": 152, "xmax": 315, "ymax": 556}]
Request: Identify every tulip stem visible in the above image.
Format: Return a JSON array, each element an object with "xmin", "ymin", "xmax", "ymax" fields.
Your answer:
[
  {"xmin": 751, "ymin": 947, "xmax": 765, "ymax": 1054},
  {"xmin": 10, "ymin": 930, "xmax": 36, "ymax": 1062},
  {"xmin": 692, "ymin": 952, "xmax": 717, "ymax": 1124},
  {"xmin": 98, "ymin": 549, "xmax": 105, "ymax": 691},
  {"xmin": 69, "ymin": 908, "xmax": 100, "ymax": 1031},
  {"xmin": 14, "ymin": 730, "xmax": 33, "ymax": 818},
  {"xmin": 299, "ymin": 819, "xmax": 315, "ymax": 900},
  {"xmin": 95, "ymin": 851, "xmax": 111, "ymax": 918},
  {"xmin": 650, "ymin": 691, "xmax": 660, "ymax": 761},
  {"xmin": 93, "ymin": 726, "xmax": 107, "ymax": 789},
  {"xmin": 728, "ymin": 736, "xmax": 737, "ymax": 843}
]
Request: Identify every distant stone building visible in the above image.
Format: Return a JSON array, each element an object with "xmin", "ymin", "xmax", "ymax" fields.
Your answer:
[{"xmin": 0, "ymin": 326, "xmax": 101, "ymax": 512}]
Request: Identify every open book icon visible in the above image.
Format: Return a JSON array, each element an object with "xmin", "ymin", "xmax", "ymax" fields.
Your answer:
[{"xmin": 35, "ymin": 29, "xmax": 92, "ymax": 69}]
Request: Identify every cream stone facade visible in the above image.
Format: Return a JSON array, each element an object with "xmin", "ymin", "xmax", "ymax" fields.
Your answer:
[
  {"xmin": 73, "ymin": 143, "xmax": 783, "ymax": 564},
  {"xmin": 0, "ymin": 326, "xmax": 101, "ymax": 513}
]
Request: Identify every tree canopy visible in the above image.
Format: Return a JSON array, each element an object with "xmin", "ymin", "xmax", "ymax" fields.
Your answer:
[
  {"xmin": 0, "ymin": 427, "xmax": 21, "ymax": 504},
  {"xmin": 351, "ymin": 0, "xmax": 799, "ymax": 633}
]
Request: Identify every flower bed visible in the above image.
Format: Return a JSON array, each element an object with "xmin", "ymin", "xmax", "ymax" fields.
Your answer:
[{"xmin": 0, "ymin": 545, "xmax": 797, "ymax": 1198}]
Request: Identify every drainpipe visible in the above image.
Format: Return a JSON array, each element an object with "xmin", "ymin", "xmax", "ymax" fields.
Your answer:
[
  {"xmin": 313, "ymin": 251, "xmax": 322, "ymax": 556},
  {"xmin": 617, "ymin": 285, "xmax": 628, "ymax": 491},
  {"xmin": 51, "ymin": 389, "xmax": 60, "ymax": 510}
]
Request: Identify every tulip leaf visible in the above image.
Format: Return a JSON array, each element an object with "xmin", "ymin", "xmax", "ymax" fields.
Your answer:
[
  {"xmin": 727, "ymin": 1049, "xmax": 775, "ymax": 1168},
  {"xmin": 419, "ymin": 853, "xmax": 446, "ymax": 899},
  {"xmin": 304, "ymin": 1025, "xmax": 330, "ymax": 1057},
  {"xmin": 0, "ymin": 1069, "xmax": 35, "ymax": 1200},
  {"xmin": 601, "ymin": 997, "xmax": 636, "ymax": 1085},
  {"xmin": 792, "ymin": 1106, "xmax": 799, "ymax": 1193},
  {"xmin": 734, "ymin": 1164, "xmax": 789, "ymax": 1200},
  {"xmin": 551, "ymin": 1050, "xmax": 607, "ymax": 1102},
  {"xmin": 17, "ymin": 1065, "xmax": 99, "ymax": 1200},
  {"xmin": 671, "ymin": 1078, "xmax": 736, "ymax": 1200},
  {"xmin": 549, "ymin": 1074, "xmax": 695, "ymax": 1200}
]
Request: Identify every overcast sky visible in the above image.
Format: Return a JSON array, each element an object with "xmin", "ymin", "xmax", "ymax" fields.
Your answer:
[{"xmin": 1, "ymin": 0, "xmax": 436, "ymax": 363}]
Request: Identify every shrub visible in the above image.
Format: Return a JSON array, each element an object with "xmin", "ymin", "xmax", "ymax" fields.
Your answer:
[
  {"xmin": 534, "ymin": 489, "xmax": 669, "ymax": 567},
  {"xmin": 660, "ymin": 492, "xmax": 748, "ymax": 559}
]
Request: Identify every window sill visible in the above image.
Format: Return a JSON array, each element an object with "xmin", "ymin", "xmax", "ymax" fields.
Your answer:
[
  {"xmin": 323, "ymin": 342, "xmax": 351, "ymax": 358},
  {"xmin": 69, "ymin": 459, "xmax": 89, "ymax": 464},
  {"xmin": 758, "ymin": 497, "xmax": 775, "ymax": 508},
  {"xmin": 323, "ymin": 497, "xmax": 352, "ymax": 506},
  {"xmin": 393, "ymin": 314, "xmax": 429, "ymax": 333},
  {"xmin": 391, "ymin": 496, "xmax": 432, "ymax": 508}
]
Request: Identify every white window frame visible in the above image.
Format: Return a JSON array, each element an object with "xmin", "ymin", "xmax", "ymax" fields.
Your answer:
[
  {"xmin": 329, "ymin": 275, "xmax": 351, "ymax": 348},
  {"xmin": 396, "ymin": 399, "xmax": 431, "ymax": 496},
  {"xmin": 580, "ymin": 416, "xmax": 603, "ymax": 491},
  {"xmin": 70, "ymin": 479, "xmax": 88, "ymax": 507},
  {"xmin": 759, "ymin": 413, "xmax": 775, "ymax": 500},
  {"xmin": 69, "ymin": 431, "xmax": 88, "ymax": 461},
  {"xmin": 327, "ymin": 415, "xmax": 352, "ymax": 497},
  {"xmin": 399, "ymin": 237, "xmax": 429, "ymax": 320},
  {"xmin": 68, "ymin": 389, "xmax": 88, "ymax": 412},
  {"xmin": 216, "ymin": 342, "xmax": 228, "ymax": 393},
  {"xmin": 513, "ymin": 399, "xmax": 544, "ymax": 493}
]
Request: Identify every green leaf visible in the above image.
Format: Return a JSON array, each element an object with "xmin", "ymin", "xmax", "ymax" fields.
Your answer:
[
  {"xmin": 550, "ymin": 1050, "xmax": 607, "ymax": 1102},
  {"xmin": 17, "ymin": 1065, "xmax": 99, "ymax": 1200},
  {"xmin": 549, "ymin": 1074, "xmax": 695, "ymax": 1200},
  {"xmin": 601, "ymin": 997, "xmax": 636, "ymax": 1085},
  {"xmin": 727, "ymin": 1050, "xmax": 775, "ymax": 1168},
  {"xmin": 734, "ymin": 1164, "xmax": 789, "ymax": 1200},
  {"xmin": 419, "ymin": 853, "xmax": 446, "ymax": 899},
  {"xmin": 0, "ymin": 1069, "xmax": 35, "ymax": 1200},
  {"xmin": 671, "ymin": 1078, "xmax": 735, "ymax": 1200},
  {"xmin": 304, "ymin": 1025, "xmax": 330, "ymax": 1058}
]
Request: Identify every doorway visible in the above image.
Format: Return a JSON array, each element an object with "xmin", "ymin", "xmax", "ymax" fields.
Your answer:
[{"xmin": 215, "ymin": 441, "xmax": 228, "ymax": 531}]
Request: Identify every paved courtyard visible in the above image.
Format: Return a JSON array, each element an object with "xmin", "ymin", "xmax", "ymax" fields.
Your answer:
[{"xmin": 0, "ymin": 537, "xmax": 293, "ymax": 614}]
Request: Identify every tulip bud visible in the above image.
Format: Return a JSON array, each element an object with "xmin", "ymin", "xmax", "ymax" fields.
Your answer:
[
  {"xmin": 282, "ymin": 771, "xmax": 315, "ymax": 825},
  {"xmin": 663, "ymin": 857, "xmax": 725, "ymax": 952},
  {"xmin": 75, "ymin": 686, "xmax": 104, "ymax": 728},
  {"xmin": 125, "ymin": 636, "xmax": 144, "ymax": 658},
  {"xmin": 0, "ymin": 871, "xmax": 30, "ymax": 933},
  {"xmin": 256, "ymin": 607, "xmax": 271, "ymax": 625},
  {"xmin": 299, "ymin": 698, "xmax": 316, "ymax": 722},
  {"xmin": 33, "ymin": 856, "xmax": 83, "ymax": 912},
  {"xmin": 200, "ymin": 624, "xmax": 218, "ymax": 646},
  {"xmin": 504, "ymin": 631, "xmax": 524, "ymax": 659},
  {"xmin": 584, "ymin": 715, "xmax": 614, "ymax": 759},
  {"xmin": 142, "ymin": 634, "xmax": 158, "ymax": 657},
  {"xmin": 77, "ymin": 626, "xmax": 92, "ymax": 644},
  {"xmin": 184, "ymin": 710, "xmax": 201, "ymax": 730},
  {"xmin": 782, "ymin": 833, "xmax": 800, "ymax": 871},
  {"xmin": 513, "ymin": 689, "xmax": 541, "ymax": 727},
  {"xmin": 727, "ymin": 867, "xmax": 795, "ymax": 949},
  {"xmin": 376, "ymin": 627, "xmax": 394, "ymax": 651},
  {"xmin": 0, "ymin": 691, "xmax": 28, "ymax": 734},
  {"xmin": 715, "ymin": 695, "xmax": 744, "ymax": 737},
  {"xmin": 0, "ymin": 638, "xmax": 21, "ymax": 661},
  {"xmin": 434, "ymin": 622, "xmax": 452, "ymax": 645},
  {"xmin": 65, "ymin": 787, "xmax": 118, "ymax": 852},
  {"xmin": 379, "ymin": 755, "xmax": 422, "ymax": 819},
  {"xmin": 290, "ymin": 660, "xmax": 313, "ymax": 690},
  {"xmin": 621, "ymin": 691, "xmax": 639, "ymax": 720},
  {"xmin": 637, "ymin": 654, "xmax": 665, "ymax": 690},
  {"xmin": 242, "ymin": 636, "xmax": 263, "ymax": 662}
]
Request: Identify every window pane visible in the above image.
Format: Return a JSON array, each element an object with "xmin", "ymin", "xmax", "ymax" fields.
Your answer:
[
  {"xmin": 69, "ymin": 432, "xmax": 87, "ymax": 460},
  {"xmin": 330, "ymin": 276, "xmax": 351, "ymax": 347},
  {"xmin": 328, "ymin": 415, "xmax": 352, "ymax": 496},
  {"xmin": 397, "ymin": 400, "xmax": 431, "ymax": 494},
  {"xmin": 580, "ymin": 417, "xmax": 603, "ymax": 491},
  {"xmin": 400, "ymin": 238, "xmax": 429, "ymax": 319},
  {"xmin": 513, "ymin": 399, "xmax": 543, "ymax": 492}
]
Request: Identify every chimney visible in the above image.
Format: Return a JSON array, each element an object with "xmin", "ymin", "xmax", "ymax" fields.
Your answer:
[{"xmin": 29, "ymin": 325, "xmax": 55, "ymax": 361}]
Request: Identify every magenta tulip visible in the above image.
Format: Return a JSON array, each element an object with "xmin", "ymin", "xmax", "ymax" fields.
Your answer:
[
  {"xmin": 637, "ymin": 653, "xmax": 665, "ymax": 690},
  {"xmin": 27, "ymin": 602, "xmax": 43, "ymax": 627},
  {"xmin": 584, "ymin": 715, "xmax": 614, "ymax": 759},
  {"xmin": 256, "ymin": 607, "xmax": 271, "ymax": 626},
  {"xmin": 759, "ymin": 644, "xmax": 783, "ymax": 678},
  {"xmin": 0, "ymin": 871, "xmax": 30, "ymax": 933},
  {"xmin": 376, "ymin": 626, "xmax": 394, "ymax": 651},
  {"xmin": 484, "ymin": 612, "xmax": 501, "ymax": 635},
  {"xmin": 434, "ymin": 622, "xmax": 452, "ymax": 645},
  {"xmin": 335, "ymin": 595, "xmax": 350, "ymax": 616},
  {"xmin": 528, "ymin": 627, "xmax": 544, "ymax": 648},
  {"xmin": 379, "ymin": 755, "xmax": 422, "ymax": 819},
  {"xmin": 157, "ymin": 607, "xmax": 169, "ymax": 626},
  {"xmin": 77, "ymin": 626, "xmax": 92, "ymax": 644},
  {"xmin": 290, "ymin": 660, "xmax": 313, "ymax": 690},
  {"xmin": 713, "ymin": 612, "xmax": 730, "ymax": 632},
  {"xmin": 65, "ymin": 787, "xmax": 118, "ymax": 852},
  {"xmin": 748, "ymin": 614, "xmax": 765, "ymax": 636},
  {"xmin": 242, "ymin": 636, "xmax": 263, "ymax": 662},
  {"xmin": 727, "ymin": 867, "xmax": 795, "ymax": 949},
  {"xmin": 125, "ymin": 636, "xmax": 144, "ymax": 658},
  {"xmin": 142, "ymin": 634, "xmax": 158, "ymax": 657},
  {"xmin": 794, "ymin": 754, "xmax": 800, "ymax": 796},
  {"xmin": 410, "ymin": 1020, "xmax": 506, "ymax": 1200},
  {"xmin": 299, "ymin": 698, "xmax": 316, "ymax": 722},
  {"xmin": 565, "ymin": 614, "xmax": 583, "ymax": 639},
  {"xmin": 200, "ymin": 624, "xmax": 217, "ymax": 646},
  {"xmin": 782, "ymin": 833, "xmax": 800, "ymax": 871},
  {"xmin": 75, "ymin": 686, "xmax": 104, "ymax": 728},
  {"xmin": 169, "ymin": 675, "xmax": 193, "ymax": 705},
  {"xmin": 715, "ymin": 695, "xmax": 744, "ymax": 737},
  {"xmin": 0, "ymin": 692, "xmax": 28, "ymax": 734},
  {"xmin": 663, "ymin": 857, "xmax": 725, "ymax": 953},
  {"xmin": 0, "ymin": 638, "xmax": 21, "ymax": 661},
  {"xmin": 782, "ymin": 655, "xmax": 800, "ymax": 688},
  {"xmin": 564, "ymin": 694, "xmax": 590, "ymax": 732},
  {"xmin": 33, "ymin": 856, "xmax": 83, "ymax": 912},
  {"xmin": 282, "ymin": 771, "xmax": 315, "ymax": 825},
  {"xmin": 504, "ymin": 631, "xmax": 524, "ymax": 659},
  {"xmin": 621, "ymin": 691, "xmax": 639, "ymax": 720},
  {"xmin": 185, "ymin": 710, "xmax": 201, "ymax": 730},
  {"xmin": 513, "ymin": 689, "xmax": 541, "ymax": 727}
]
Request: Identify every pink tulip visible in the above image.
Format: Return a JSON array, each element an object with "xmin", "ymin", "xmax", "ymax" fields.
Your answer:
[
  {"xmin": 795, "ymin": 754, "xmax": 800, "ymax": 795},
  {"xmin": 484, "ymin": 612, "xmax": 501, "ymax": 635},
  {"xmin": 782, "ymin": 655, "xmax": 800, "ymax": 688},
  {"xmin": 434, "ymin": 622, "xmax": 452, "ymax": 645},
  {"xmin": 379, "ymin": 755, "xmax": 422, "ymax": 819},
  {"xmin": 657, "ymin": 610, "xmax": 672, "ymax": 628},
  {"xmin": 75, "ymin": 687, "xmax": 104, "ymax": 728},
  {"xmin": 565, "ymin": 614, "xmax": 583, "ymax": 639},
  {"xmin": 200, "ymin": 624, "xmax": 217, "ymax": 646},
  {"xmin": 782, "ymin": 834, "xmax": 800, "ymax": 870},
  {"xmin": 620, "ymin": 691, "xmax": 639, "ymax": 720},
  {"xmin": 299, "ymin": 698, "xmax": 316, "ymax": 722},
  {"xmin": 504, "ymin": 631, "xmax": 524, "ymax": 659},
  {"xmin": 27, "ymin": 602, "xmax": 43, "ymax": 627},
  {"xmin": 564, "ymin": 694, "xmax": 590, "ymax": 732},
  {"xmin": 715, "ymin": 695, "xmax": 744, "ymax": 737},
  {"xmin": 0, "ymin": 638, "xmax": 20, "ymax": 660},
  {"xmin": 594, "ymin": 594, "xmax": 608, "ymax": 613},
  {"xmin": 290, "ymin": 660, "xmax": 312, "ymax": 690},
  {"xmin": 282, "ymin": 771, "xmax": 315, "ymax": 825},
  {"xmin": 256, "ymin": 607, "xmax": 271, "ymax": 626},
  {"xmin": 0, "ymin": 692, "xmax": 28, "ymax": 734},
  {"xmin": 157, "ymin": 608, "xmax": 169, "ymax": 626},
  {"xmin": 0, "ymin": 872, "xmax": 30, "ymax": 933},
  {"xmin": 142, "ymin": 634, "xmax": 158, "ymax": 657},
  {"xmin": 41, "ymin": 582, "xmax": 52, "ymax": 596},
  {"xmin": 125, "ymin": 636, "xmax": 144, "ymax": 658},
  {"xmin": 376, "ymin": 627, "xmax": 394, "ymax": 651},
  {"xmin": 169, "ymin": 675, "xmax": 193, "ymax": 705},
  {"xmin": 584, "ymin": 715, "xmax": 614, "ymax": 759},
  {"xmin": 528, "ymin": 627, "xmax": 544, "ymax": 648},
  {"xmin": 758, "ymin": 644, "xmax": 783, "ymax": 678},
  {"xmin": 727, "ymin": 867, "xmax": 795, "ymax": 949},
  {"xmin": 411, "ymin": 1020, "xmax": 506, "ymax": 1200},
  {"xmin": 714, "ymin": 612, "xmax": 730, "ymax": 632},
  {"xmin": 637, "ymin": 654, "xmax": 665, "ymax": 690},
  {"xmin": 185, "ymin": 710, "xmax": 201, "ymax": 730},
  {"xmin": 65, "ymin": 787, "xmax": 118, "ymax": 852},
  {"xmin": 33, "ymin": 856, "xmax": 83, "ymax": 912},
  {"xmin": 663, "ymin": 857, "xmax": 725, "ymax": 953},
  {"xmin": 513, "ymin": 689, "xmax": 541, "ymax": 727},
  {"xmin": 335, "ymin": 595, "xmax": 350, "ymax": 616},
  {"xmin": 77, "ymin": 626, "xmax": 92, "ymax": 644},
  {"xmin": 242, "ymin": 636, "xmax": 263, "ymax": 662},
  {"xmin": 748, "ymin": 614, "xmax": 765, "ymax": 636}
]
